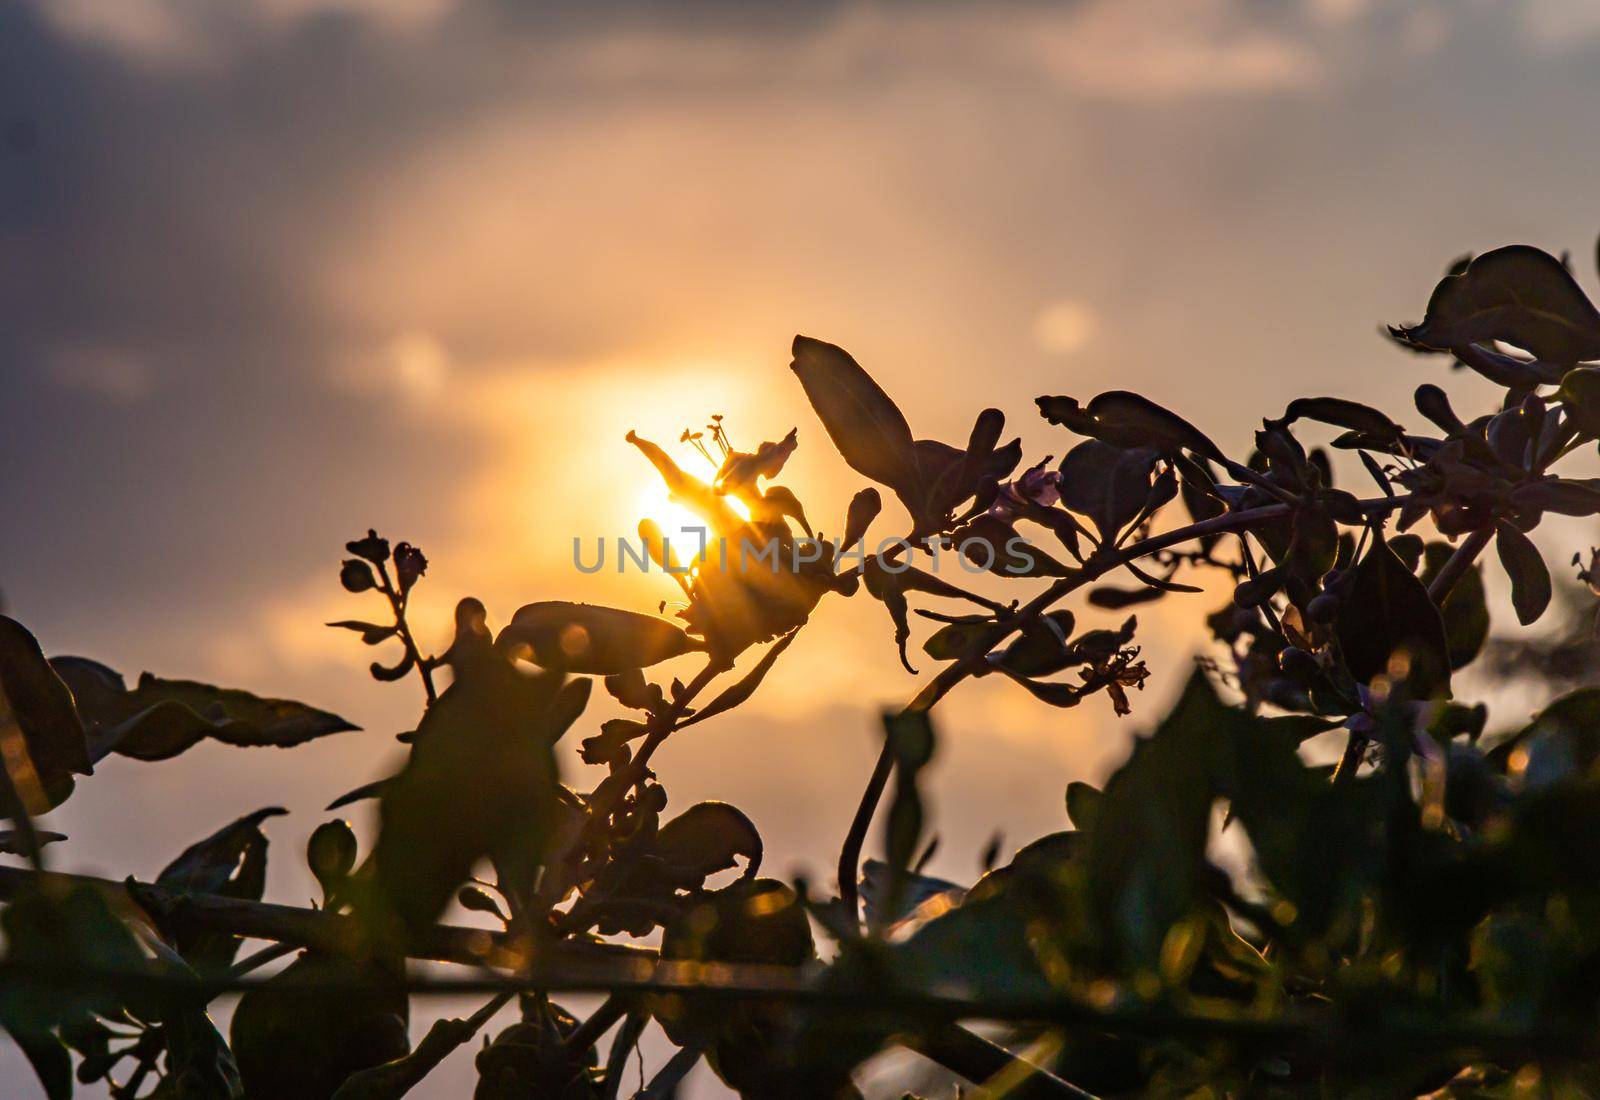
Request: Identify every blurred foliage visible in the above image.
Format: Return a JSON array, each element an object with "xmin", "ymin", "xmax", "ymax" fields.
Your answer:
[{"xmin": 10, "ymin": 238, "xmax": 1600, "ymax": 1097}]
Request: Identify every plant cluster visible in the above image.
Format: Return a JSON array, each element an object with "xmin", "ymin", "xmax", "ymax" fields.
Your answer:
[{"xmin": 7, "ymin": 241, "xmax": 1600, "ymax": 1097}]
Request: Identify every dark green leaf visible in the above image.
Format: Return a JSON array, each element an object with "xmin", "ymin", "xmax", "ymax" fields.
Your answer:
[
  {"xmin": 1335, "ymin": 533, "xmax": 1452, "ymax": 698},
  {"xmin": 1559, "ymin": 365, "xmax": 1600, "ymax": 437},
  {"xmin": 1420, "ymin": 542, "xmax": 1489, "ymax": 670}
]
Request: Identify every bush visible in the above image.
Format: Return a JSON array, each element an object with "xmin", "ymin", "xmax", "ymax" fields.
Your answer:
[{"xmin": 6, "ymin": 240, "xmax": 1600, "ymax": 1097}]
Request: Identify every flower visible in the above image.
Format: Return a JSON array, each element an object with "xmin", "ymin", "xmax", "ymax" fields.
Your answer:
[{"xmin": 627, "ymin": 420, "xmax": 851, "ymax": 664}]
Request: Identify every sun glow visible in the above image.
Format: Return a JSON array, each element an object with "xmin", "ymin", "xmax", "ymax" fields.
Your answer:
[{"xmin": 631, "ymin": 451, "xmax": 752, "ymax": 573}]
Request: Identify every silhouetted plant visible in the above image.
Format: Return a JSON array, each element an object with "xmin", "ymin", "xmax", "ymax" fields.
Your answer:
[{"xmin": 9, "ymin": 239, "xmax": 1600, "ymax": 1097}]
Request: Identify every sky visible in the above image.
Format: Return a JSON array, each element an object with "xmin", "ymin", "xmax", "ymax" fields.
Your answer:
[{"xmin": 5, "ymin": 0, "xmax": 1600, "ymax": 1095}]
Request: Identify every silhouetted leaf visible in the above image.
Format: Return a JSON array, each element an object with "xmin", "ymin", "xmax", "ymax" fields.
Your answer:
[
  {"xmin": 789, "ymin": 336, "xmax": 921, "ymax": 493},
  {"xmin": 1420, "ymin": 543, "xmax": 1489, "ymax": 670},
  {"xmin": 497, "ymin": 601, "xmax": 703, "ymax": 675},
  {"xmin": 326, "ymin": 620, "xmax": 400, "ymax": 645},
  {"xmin": 1512, "ymin": 477, "xmax": 1600, "ymax": 516},
  {"xmin": 1395, "ymin": 245, "xmax": 1600, "ymax": 364},
  {"xmin": 0, "ymin": 617, "xmax": 92, "ymax": 813},
  {"xmin": 1065, "ymin": 781, "xmax": 1102, "ymax": 833},
  {"xmin": 1284, "ymin": 397, "xmax": 1403, "ymax": 442},
  {"xmin": 1039, "ymin": 391, "xmax": 1223, "ymax": 461},
  {"xmin": 154, "ymin": 807, "xmax": 285, "ymax": 974},
  {"xmin": 1559, "ymin": 366, "xmax": 1600, "ymax": 437},
  {"xmin": 1335, "ymin": 533, "xmax": 1452, "ymax": 698},
  {"xmin": 1496, "ymin": 521, "xmax": 1552, "ymax": 626},
  {"xmin": 1058, "ymin": 440, "xmax": 1162, "ymax": 541},
  {"xmin": 840, "ymin": 487, "xmax": 881, "ymax": 552},
  {"xmin": 231, "ymin": 952, "xmax": 409, "ymax": 1100},
  {"xmin": 679, "ymin": 630, "xmax": 797, "ymax": 729},
  {"xmin": 326, "ymin": 778, "xmax": 389, "ymax": 811},
  {"xmin": 1083, "ymin": 669, "xmax": 1222, "ymax": 967},
  {"xmin": 859, "ymin": 858, "xmax": 962, "ymax": 929},
  {"xmin": 1087, "ymin": 585, "xmax": 1166, "ymax": 609},
  {"xmin": 654, "ymin": 801, "xmax": 763, "ymax": 885},
  {"xmin": 0, "ymin": 830, "xmax": 64, "ymax": 855},
  {"xmin": 4, "ymin": 1024, "xmax": 71, "ymax": 1100},
  {"xmin": 369, "ymin": 650, "xmax": 562, "ymax": 935},
  {"xmin": 51, "ymin": 659, "xmax": 358, "ymax": 763}
]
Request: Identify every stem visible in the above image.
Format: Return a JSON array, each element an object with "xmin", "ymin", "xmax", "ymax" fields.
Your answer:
[
  {"xmin": 376, "ymin": 560, "xmax": 437, "ymax": 705},
  {"xmin": 633, "ymin": 1043, "xmax": 703, "ymax": 1099},
  {"xmin": 565, "ymin": 993, "xmax": 629, "ymax": 1058},
  {"xmin": 905, "ymin": 1024, "xmax": 1096, "ymax": 1100},
  {"xmin": 836, "ymin": 493, "xmax": 1413, "ymax": 918},
  {"xmin": 330, "ymin": 990, "xmax": 513, "ymax": 1100},
  {"xmin": 224, "ymin": 940, "xmax": 296, "ymax": 978},
  {"xmin": 1426, "ymin": 527, "xmax": 1493, "ymax": 604}
]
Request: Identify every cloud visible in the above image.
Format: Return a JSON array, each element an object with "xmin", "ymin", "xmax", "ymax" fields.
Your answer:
[{"xmin": 46, "ymin": 344, "xmax": 152, "ymax": 400}]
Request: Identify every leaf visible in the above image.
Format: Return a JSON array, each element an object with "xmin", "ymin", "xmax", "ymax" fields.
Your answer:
[
  {"xmin": 1082, "ymin": 669, "xmax": 1221, "ymax": 966},
  {"xmin": 3, "ymin": 1024, "xmax": 72, "ymax": 1100},
  {"xmin": 1065, "ymin": 781, "xmax": 1102, "ymax": 833},
  {"xmin": 157, "ymin": 999, "xmax": 244, "ymax": 1100},
  {"xmin": 789, "ymin": 336, "xmax": 921, "ymax": 493},
  {"xmin": 51, "ymin": 660, "xmax": 358, "ymax": 763},
  {"xmin": 859, "ymin": 859, "xmax": 963, "ymax": 929},
  {"xmin": 0, "ymin": 829, "xmax": 64, "ymax": 855},
  {"xmin": 1512, "ymin": 477, "xmax": 1600, "ymax": 516},
  {"xmin": 1087, "ymin": 585, "xmax": 1166, "ymax": 609},
  {"xmin": 840, "ymin": 487, "xmax": 881, "ymax": 552},
  {"xmin": 231, "ymin": 952, "xmax": 410, "ymax": 1100},
  {"xmin": 326, "ymin": 620, "xmax": 400, "ymax": 646},
  {"xmin": 1495, "ymin": 521, "xmax": 1552, "ymax": 626},
  {"xmin": 1284, "ymin": 397, "xmax": 1404, "ymax": 442},
  {"xmin": 1039, "ymin": 391, "xmax": 1224, "ymax": 461},
  {"xmin": 1057, "ymin": 440, "xmax": 1162, "ymax": 541},
  {"xmin": 878, "ymin": 710, "xmax": 936, "ymax": 931},
  {"xmin": 1559, "ymin": 365, "xmax": 1600, "ymax": 437},
  {"xmin": 1419, "ymin": 543, "xmax": 1489, "ymax": 670},
  {"xmin": 327, "ymin": 778, "xmax": 390, "ymax": 811},
  {"xmin": 155, "ymin": 807, "xmax": 286, "ymax": 974},
  {"xmin": 1486, "ymin": 688, "xmax": 1600, "ymax": 774},
  {"xmin": 0, "ymin": 617, "xmax": 93, "ymax": 813},
  {"xmin": 496, "ymin": 601, "xmax": 702, "ymax": 675},
  {"xmin": 1395, "ymin": 245, "xmax": 1600, "ymax": 364},
  {"xmin": 1335, "ymin": 533, "xmax": 1452, "ymax": 698},
  {"xmin": 653, "ymin": 801, "xmax": 763, "ymax": 886},
  {"xmin": 368, "ymin": 653, "xmax": 562, "ymax": 935},
  {"xmin": 678, "ymin": 629, "xmax": 798, "ymax": 729}
]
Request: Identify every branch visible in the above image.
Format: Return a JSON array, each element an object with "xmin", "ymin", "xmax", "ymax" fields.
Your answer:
[
  {"xmin": 836, "ymin": 493, "xmax": 1414, "ymax": 918},
  {"xmin": 904, "ymin": 1024, "xmax": 1097, "ymax": 1100},
  {"xmin": 330, "ymin": 991, "xmax": 512, "ymax": 1099},
  {"xmin": 0, "ymin": 864, "xmax": 649, "ymax": 972}
]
